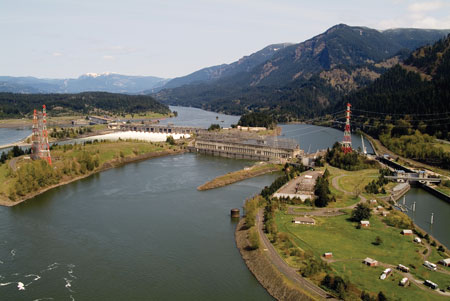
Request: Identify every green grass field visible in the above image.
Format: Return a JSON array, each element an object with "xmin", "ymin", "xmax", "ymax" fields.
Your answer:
[
  {"xmin": 273, "ymin": 209, "xmax": 450, "ymax": 299},
  {"xmin": 332, "ymin": 261, "xmax": 448, "ymax": 301}
]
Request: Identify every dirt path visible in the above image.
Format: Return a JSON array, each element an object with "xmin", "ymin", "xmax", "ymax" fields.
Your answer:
[
  {"xmin": 287, "ymin": 173, "xmax": 367, "ymax": 217},
  {"xmin": 256, "ymin": 209, "xmax": 335, "ymax": 300},
  {"xmin": 331, "ymin": 174, "xmax": 350, "ymax": 195}
]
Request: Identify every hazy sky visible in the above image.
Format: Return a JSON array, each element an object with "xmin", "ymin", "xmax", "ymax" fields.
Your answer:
[{"xmin": 1, "ymin": 0, "xmax": 449, "ymax": 79}]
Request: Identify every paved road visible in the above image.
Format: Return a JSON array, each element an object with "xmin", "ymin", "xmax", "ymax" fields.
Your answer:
[{"xmin": 256, "ymin": 209, "xmax": 336, "ymax": 300}]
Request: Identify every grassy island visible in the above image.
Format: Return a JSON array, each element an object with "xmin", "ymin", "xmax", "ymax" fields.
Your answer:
[{"xmin": 0, "ymin": 139, "xmax": 184, "ymax": 206}]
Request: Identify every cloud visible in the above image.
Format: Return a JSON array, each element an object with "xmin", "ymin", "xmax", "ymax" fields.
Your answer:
[
  {"xmin": 102, "ymin": 55, "xmax": 115, "ymax": 60},
  {"xmin": 379, "ymin": 1, "xmax": 450, "ymax": 29},
  {"xmin": 408, "ymin": 1, "xmax": 444, "ymax": 13},
  {"xmin": 52, "ymin": 52, "xmax": 63, "ymax": 57}
]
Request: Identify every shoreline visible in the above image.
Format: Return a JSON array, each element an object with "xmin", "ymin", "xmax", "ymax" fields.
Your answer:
[
  {"xmin": 234, "ymin": 217, "xmax": 318, "ymax": 301},
  {"xmin": 0, "ymin": 148, "xmax": 186, "ymax": 207}
]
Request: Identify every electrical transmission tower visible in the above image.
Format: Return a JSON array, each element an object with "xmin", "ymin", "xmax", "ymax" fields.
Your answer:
[
  {"xmin": 31, "ymin": 105, "xmax": 52, "ymax": 165},
  {"xmin": 342, "ymin": 103, "xmax": 352, "ymax": 153}
]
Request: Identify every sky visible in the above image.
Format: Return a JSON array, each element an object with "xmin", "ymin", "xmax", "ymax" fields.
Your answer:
[{"xmin": 1, "ymin": 0, "xmax": 450, "ymax": 79}]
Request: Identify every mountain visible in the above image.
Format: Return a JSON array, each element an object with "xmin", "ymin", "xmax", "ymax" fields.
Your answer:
[
  {"xmin": 157, "ymin": 43, "xmax": 292, "ymax": 90},
  {"xmin": 154, "ymin": 24, "xmax": 450, "ymax": 120},
  {"xmin": 339, "ymin": 33, "xmax": 450, "ymax": 138},
  {"xmin": 0, "ymin": 73, "xmax": 169, "ymax": 94}
]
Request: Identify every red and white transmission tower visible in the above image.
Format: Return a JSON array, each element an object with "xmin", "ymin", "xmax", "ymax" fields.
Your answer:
[
  {"xmin": 30, "ymin": 105, "xmax": 52, "ymax": 165},
  {"xmin": 41, "ymin": 105, "xmax": 52, "ymax": 165},
  {"xmin": 31, "ymin": 109, "xmax": 40, "ymax": 160},
  {"xmin": 342, "ymin": 102, "xmax": 352, "ymax": 153}
]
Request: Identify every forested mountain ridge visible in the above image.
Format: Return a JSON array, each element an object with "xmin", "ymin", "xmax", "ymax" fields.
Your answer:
[
  {"xmin": 155, "ymin": 43, "xmax": 292, "ymax": 90},
  {"xmin": 0, "ymin": 92, "xmax": 170, "ymax": 118},
  {"xmin": 338, "ymin": 34, "xmax": 450, "ymax": 139},
  {"xmin": 154, "ymin": 24, "xmax": 449, "ymax": 119}
]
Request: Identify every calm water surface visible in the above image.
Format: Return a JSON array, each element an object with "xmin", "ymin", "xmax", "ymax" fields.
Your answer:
[
  {"xmin": 0, "ymin": 154, "xmax": 275, "ymax": 300},
  {"xmin": 400, "ymin": 188, "xmax": 450, "ymax": 248},
  {"xmin": 160, "ymin": 106, "xmax": 240, "ymax": 129},
  {"xmin": 0, "ymin": 127, "xmax": 30, "ymax": 146}
]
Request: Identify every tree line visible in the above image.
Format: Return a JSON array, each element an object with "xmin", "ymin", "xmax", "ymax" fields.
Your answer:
[{"xmin": 0, "ymin": 91, "xmax": 170, "ymax": 119}]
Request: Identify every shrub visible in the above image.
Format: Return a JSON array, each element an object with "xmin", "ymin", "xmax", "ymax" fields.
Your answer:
[
  {"xmin": 166, "ymin": 135, "xmax": 176, "ymax": 145},
  {"xmin": 383, "ymin": 210, "xmax": 413, "ymax": 229},
  {"xmin": 248, "ymin": 227, "xmax": 260, "ymax": 250},
  {"xmin": 351, "ymin": 203, "xmax": 371, "ymax": 222}
]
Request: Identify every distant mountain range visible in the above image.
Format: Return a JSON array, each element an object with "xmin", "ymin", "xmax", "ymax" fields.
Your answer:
[
  {"xmin": 2, "ymin": 24, "xmax": 449, "ymax": 122},
  {"xmin": 153, "ymin": 24, "xmax": 450, "ymax": 119},
  {"xmin": 0, "ymin": 73, "xmax": 169, "ymax": 94}
]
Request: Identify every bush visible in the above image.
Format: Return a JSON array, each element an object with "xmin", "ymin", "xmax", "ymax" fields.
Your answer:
[
  {"xmin": 166, "ymin": 135, "xmax": 176, "ymax": 145},
  {"xmin": 208, "ymin": 124, "xmax": 221, "ymax": 131},
  {"xmin": 351, "ymin": 203, "xmax": 371, "ymax": 222},
  {"xmin": 383, "ymin": 210, "xmax": 413, "ymax": 229},
  {"xmin": 373, "ymin": 236, "xmax": 383, "ymax": 246},
  {"xmin": 248, "ymin": 227, "xmax": 260, "ymax": 250}
]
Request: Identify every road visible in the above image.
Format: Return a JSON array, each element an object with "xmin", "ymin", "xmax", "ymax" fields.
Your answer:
[{"xmin": 256, "ymin": 209, "xmax": 336, "ymax": 300}]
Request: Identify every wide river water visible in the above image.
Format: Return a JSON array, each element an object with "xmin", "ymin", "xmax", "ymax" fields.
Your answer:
[{"xmin": 0, "ymin": 106, "xmax": 448, "ymax": 300}]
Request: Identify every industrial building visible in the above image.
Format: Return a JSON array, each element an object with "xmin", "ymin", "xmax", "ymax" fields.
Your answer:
[{"xmin": 191, "ymin": 133, "xmax": 302, "ymax": 162}]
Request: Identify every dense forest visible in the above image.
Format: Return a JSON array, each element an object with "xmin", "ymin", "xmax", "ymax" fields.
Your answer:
[
  {"xmin": 338, "ymin": 34, "xmax": 450, "ymax": 139},
  {"xmin": 237, "ymin": 112, "xmax": 275, "ymax": 128},
  {"xmin": 0, "ymin": 92, "xmax": 170, "ymax": 118}
]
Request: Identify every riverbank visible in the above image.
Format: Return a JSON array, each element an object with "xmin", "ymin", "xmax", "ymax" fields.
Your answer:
[
  {"xmin": 235, "ymin": 217, "xmax": 317, "ymax": 301},
  {"xmin": 198, "ymin": 162, "xmax": 282, "ymax": 191},
  {"xmin": 0, "ymin": 141, "xmax": 186, "ymax": 207}
]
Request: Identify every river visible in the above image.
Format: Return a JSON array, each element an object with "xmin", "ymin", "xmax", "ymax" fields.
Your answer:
[
  {"xmin": 0, "ymin": 107, "xmax": 448, "ymax": 300},
  {"xmin": 0, "ymin": 127, "xmax": 30, "ymax": 146}
]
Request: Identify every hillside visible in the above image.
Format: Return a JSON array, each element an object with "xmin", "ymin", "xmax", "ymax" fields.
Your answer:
[
  {"xmin": 339, "ymin": 34, "xmax": 450, "ymax": 139},
  {"xmin": 155, "ymin": 43, "xmax": 292, "ymax": 90},
  {"xmin": 0, "ymin": 92, "xmax": 170, "ymax": 118},
  {"xmin": 154, "ymin": 24, "xmax": 449, "ymax": 120},
  {"xmin": 0, "ymin": 73, "xmax": 169, "ymax": 94}
]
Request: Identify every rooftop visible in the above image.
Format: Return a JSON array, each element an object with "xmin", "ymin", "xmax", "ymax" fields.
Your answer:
[
  {"xmin": 196, "ymin": 133, "xmax": 300, "ymax": 150},
  {"xmin": 364, "ymin": 257, "xmax": 377, "ymax": 264}
]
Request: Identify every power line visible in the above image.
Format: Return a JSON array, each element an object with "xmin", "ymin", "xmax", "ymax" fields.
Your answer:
[{"xmin": 352, "ymin": 108, "xmax": 450, "ymax": 116}]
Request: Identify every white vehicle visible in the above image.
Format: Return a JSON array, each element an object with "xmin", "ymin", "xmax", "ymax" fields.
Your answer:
[
  {"xmin": 424, "ymin": 261, "xmax": 437, "ymax": 271},
  {"xmin": 424, "ymin": 280, "xmax": 438, "ymax": 289},
  {"xmin": 397, "ymin": 264, "xmax": 410, "ymax": 273},
  {"xmin": 400, "ymin": 277, "xmax": 409, "ymax": 286}
]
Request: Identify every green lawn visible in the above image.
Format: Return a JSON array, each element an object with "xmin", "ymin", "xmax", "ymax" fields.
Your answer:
[
  {"xmin": 274, "ymin": 210, "xmax": 450, "ymax": 299},
  {"xmin": 332, "ymin": 261, "xmax": 449, "ymax": 301}
]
